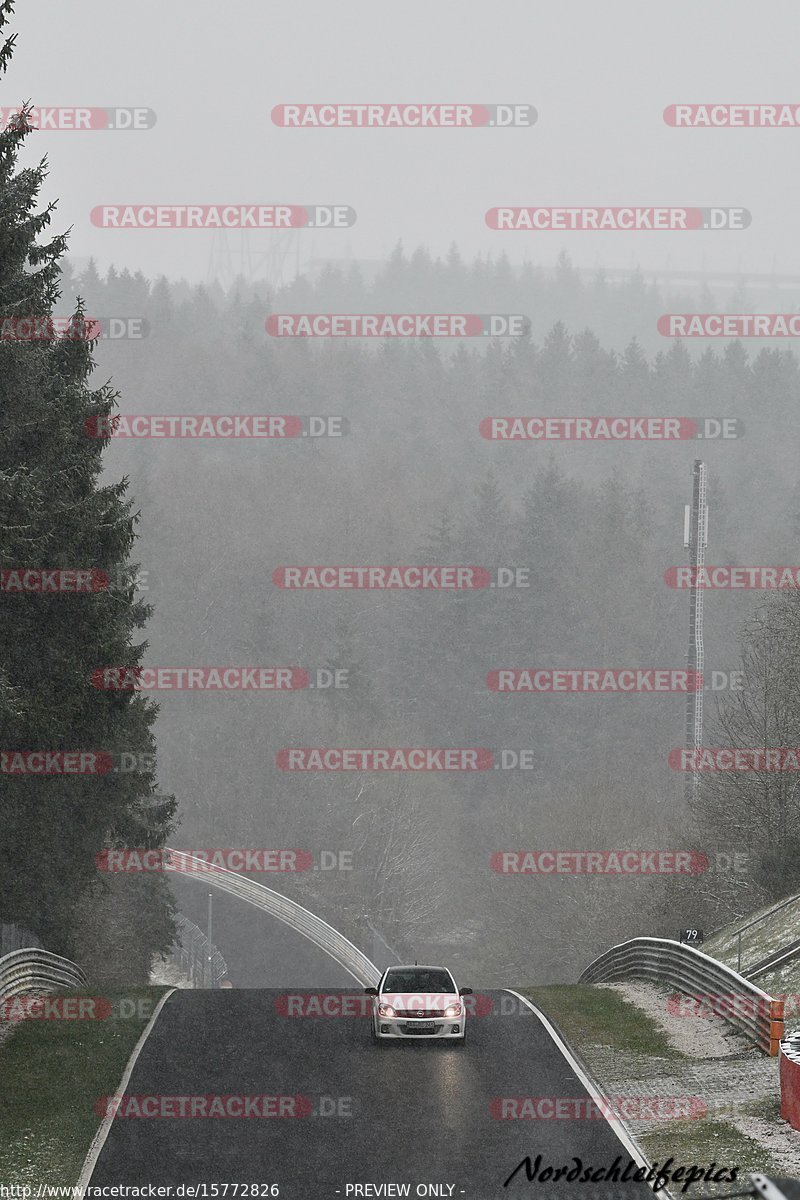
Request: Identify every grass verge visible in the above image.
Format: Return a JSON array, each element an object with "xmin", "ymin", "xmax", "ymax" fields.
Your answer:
[
  {"xmin": 741, "ymin": 1095, "xmax": 783, "ymax": 1123},
  {"xmin": 639, "ymin": 1119, "xmax": 783, "ymax": 1193},
  {"xmin": 519, "ymin": 984, "xmax": 794, "ymax": 1193},
  {"xmin": 0, "ymin": 987, "xmax": 170, "ymax": 1187},
  {"xmin": 521, "ymin": 983, "xmax": 686, "ymax": 1060}
]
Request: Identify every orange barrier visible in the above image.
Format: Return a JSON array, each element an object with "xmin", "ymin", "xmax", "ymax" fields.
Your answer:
[
  {"xmin": 770, "ymin": 998, "xmax": 786, "ymax": 1057},
  {"xmin": 781, "ymin": 1032, "xmax": 800, "ymax": 1126}
]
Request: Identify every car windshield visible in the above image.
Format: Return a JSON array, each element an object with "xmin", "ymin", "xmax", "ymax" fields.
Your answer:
[{"xmin": 382, "ymin": 968, "xmax": 454, "ymax": 993}]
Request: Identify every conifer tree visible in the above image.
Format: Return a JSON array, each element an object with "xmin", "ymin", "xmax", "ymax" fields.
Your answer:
[{"xmin": 0, "ymin": 2, "xmax": 176, "ymax": 972}]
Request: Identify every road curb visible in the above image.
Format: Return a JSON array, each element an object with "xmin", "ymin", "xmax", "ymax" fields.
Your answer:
[
  {"xmin": 504, "ymin": 989, "xmax": 672, "ymax": 1195},
  {"xmin": 77, "ymin": 987, "xmax": 177, "ymax": 1188}
]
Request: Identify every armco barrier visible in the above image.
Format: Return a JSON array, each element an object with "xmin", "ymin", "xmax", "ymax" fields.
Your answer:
[
  {"xmin": 0, "ymin": 948, "xmax": 88, "ymax": 1004},
  {"xmin": 163, "ymin": 849, "xmax": 381, "ymax": 987},
  {"xmin": 780, "ymin": 1031, "xmax": 800, "ymax": 1129},
  {"xmin": 580, "ymin": 936, "xmax": 784, "ymax": 1054},
  {"xmin": 747, "ymin": 937, "xmax": 800, "ymax": 981}
]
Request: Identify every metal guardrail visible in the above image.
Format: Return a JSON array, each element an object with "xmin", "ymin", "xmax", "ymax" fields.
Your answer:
[
  {"xmin": 580, "ymin": 936, "xmax": 784, "ymax": 1054},
  {"xmin": 732, "ymin": 894, "xmax": 800, "ymax": 973},
  {"xmin": 747, "ymin": 937, "xmax": 800, "ymax": 981},
  {"xmin": 0, "ymin": 948, "xmax": 88, "ymax": 1003},
  {"xmin": 163, "ymin": 849, "xmax": 381, "ymax": 987},
  {"xmin": 742, "ymin": 1178, "xmax": 800, "ymax": 1200}
]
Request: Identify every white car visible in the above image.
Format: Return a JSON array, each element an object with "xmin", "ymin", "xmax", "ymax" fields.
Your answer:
[{"xmin": 365, "ymin": 964, "xmax": 472, "ymax": 1042}]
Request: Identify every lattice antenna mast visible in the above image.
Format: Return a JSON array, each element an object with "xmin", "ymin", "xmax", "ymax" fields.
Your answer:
[
  {"xmin": 206, "ymin": 229, "xmax": 302, "ymax": 291},
  {"xmin": 683, "ymin": 459, "xmax": 709, "ymax": 805}
]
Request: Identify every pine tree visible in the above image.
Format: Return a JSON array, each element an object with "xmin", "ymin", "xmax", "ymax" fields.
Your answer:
[{"xmin": 0, "ymin": 3, "xmax": 176, "ymax": 972}]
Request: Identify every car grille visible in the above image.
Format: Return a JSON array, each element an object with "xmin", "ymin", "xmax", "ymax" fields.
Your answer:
[{"xmin": 401, "ymin": 1010, "xmax": 445, "ymax": 1019}]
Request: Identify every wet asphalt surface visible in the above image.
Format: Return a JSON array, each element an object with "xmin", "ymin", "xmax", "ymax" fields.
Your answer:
[{"xmin": 88, "ymin": 989, "xmax": 659, "ymax": 1200}]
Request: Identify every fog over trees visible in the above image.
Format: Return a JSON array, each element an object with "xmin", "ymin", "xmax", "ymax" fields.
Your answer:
[
  {"xmin": 3, "ymin": 0, "xmax": 800, "ymax": 982},
  {"xmin": 32, "ymin": 249, "xmax": 799, "ymax": 983}
]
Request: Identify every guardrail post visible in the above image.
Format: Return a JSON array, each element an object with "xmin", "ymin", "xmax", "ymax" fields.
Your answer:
[{"xmin": 770, "ymin": 998, "xmax": 785, "ymax": 1057}]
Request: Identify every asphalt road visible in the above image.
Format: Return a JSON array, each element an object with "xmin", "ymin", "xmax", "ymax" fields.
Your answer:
[
  {"xmin": 168, "ymin": 877, "xmax": 358, "ymax": 988},
  {"xmin": 88, "ymin": 989, "xmax": 658, "ymax": 1200}
]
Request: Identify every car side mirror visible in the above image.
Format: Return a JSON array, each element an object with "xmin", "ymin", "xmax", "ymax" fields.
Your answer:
[
  {"xmin": 459, "ymin": 987, "xmax": 473, "ymax": 996},
  {"xmin": 364, "ymin": 986, "xmax": 378, "ymax": 995}
]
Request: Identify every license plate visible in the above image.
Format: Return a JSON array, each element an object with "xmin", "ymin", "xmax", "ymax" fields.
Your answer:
[{"xmin": 410, "ymin": 1021, "xmax": 435, "ymax": 1031}]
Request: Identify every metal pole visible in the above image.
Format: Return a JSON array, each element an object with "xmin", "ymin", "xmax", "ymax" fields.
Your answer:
[
  {"xmin": 683, "ymin": 460, "xmax": 708, "ymax": 807},
  {"xmin": 207, "ymin": 892, "xmax": 213, "ymax": 987}
]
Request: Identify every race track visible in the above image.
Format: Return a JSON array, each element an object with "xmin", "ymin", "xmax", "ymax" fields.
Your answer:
[{"xmin": 88, "ymin": 989, "xmax": 656, "ymax": 1200}]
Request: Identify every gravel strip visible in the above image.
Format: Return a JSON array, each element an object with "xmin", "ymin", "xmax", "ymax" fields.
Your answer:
[
  {"xmin": 597, "ymin": 981, "xmax": 752, "ymax": 1059},
  {"xmin": 579, "ymin": 981, "xmax": 800, "ymax": 1172}
]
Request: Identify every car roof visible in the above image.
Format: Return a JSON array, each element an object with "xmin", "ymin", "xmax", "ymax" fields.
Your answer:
[{"xmin": 384, "ymin": 964, "xmax": 452, "ymax": 972}]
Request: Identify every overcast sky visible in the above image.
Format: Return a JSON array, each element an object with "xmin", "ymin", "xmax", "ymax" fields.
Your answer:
[{"xmin": 8, "ymin": 0, "xmax": 800, "ymax": 285}]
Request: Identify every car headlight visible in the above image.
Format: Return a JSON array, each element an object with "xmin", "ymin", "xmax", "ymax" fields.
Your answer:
[
  {"xmin": 444, "ymin": 1004, "xmax": 462, "ymax": 1017},
  {"xmin": 378, "ymin": 1003, "xmax": 396, "ymax": 1017}
]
